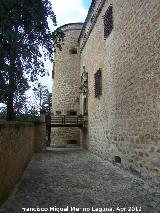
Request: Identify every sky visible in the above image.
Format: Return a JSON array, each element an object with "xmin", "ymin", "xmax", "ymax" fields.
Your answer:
[{"xmin": 41, "ymin": 0, "xmax": 91, "ymax": 92}]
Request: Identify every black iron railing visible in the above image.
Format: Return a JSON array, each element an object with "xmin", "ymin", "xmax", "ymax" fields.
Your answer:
[{"xmin": 50, "ymin": 115, "xmax": 84, "ymax": 127}]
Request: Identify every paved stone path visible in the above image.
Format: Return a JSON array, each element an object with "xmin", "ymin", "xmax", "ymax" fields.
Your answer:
[{"xmin": 1, "ymin": 149, "xmax": 160, "ymax": 213}]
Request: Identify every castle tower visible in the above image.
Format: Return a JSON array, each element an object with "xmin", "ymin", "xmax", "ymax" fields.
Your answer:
[{"xmin": 51, "ymin": 23, "xmax": 83, "ymax": 146}]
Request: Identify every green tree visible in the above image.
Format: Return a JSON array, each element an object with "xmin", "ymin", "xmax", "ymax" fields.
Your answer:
[
  {"xmin": 0, "ymin": 92, "xmax": 39, "ymax": 121},
  {"xmin": 0, "ymin": 0, "xmax": 64, "ymax": 120},
  {"xmin": 33, "ymin": 83, "xmax": 52, "ymax": 112}
]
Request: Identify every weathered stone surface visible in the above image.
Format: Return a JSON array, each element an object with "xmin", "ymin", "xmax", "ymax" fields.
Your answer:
[
  {"xmin": 52, "ymin": 23, "xmax": 82, "ymax": 114},
  {"xmin": 51, "ymin": 0, "xmax": 160, "ymax": 182},
  {"xmin": 2, "ymin": 150, "xmax": 160, "ymax": 212},
  {"xmin": 51, "ymin": 127, "xmax": 80, "ymax": 146},
  {"xmin": 51, "ymin": 23, "xmax": 83, "ymax": 146},
  {"xmin": 79, "ymin": 0, "xmax": 160, "ymax": 183},
  {"xmin": 0, "ymin": 122, "xmax": 46, "ymax": 204},
  {"xmin": 34, "ymin": 122, "xmax": 46, "ymax": 153}
]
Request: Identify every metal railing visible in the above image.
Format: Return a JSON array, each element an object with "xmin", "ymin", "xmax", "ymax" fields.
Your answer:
[{"xmin": 51, "ymin": 115, "xmax": 84, "ymax": 127}]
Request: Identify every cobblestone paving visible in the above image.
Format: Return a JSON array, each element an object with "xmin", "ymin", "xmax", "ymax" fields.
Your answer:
[{"xmin": 1, "ymin": 149, "xmax": 160, "ymax": 213}]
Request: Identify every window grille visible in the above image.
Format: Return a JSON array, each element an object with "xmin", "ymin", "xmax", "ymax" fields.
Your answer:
[
  {"xmin": 94, "ymin": 69, "xmax": 102, "ymax": 97},
  {"xmin": 104, "ymin": 5, "xmax": 113, "ymax": 39}
]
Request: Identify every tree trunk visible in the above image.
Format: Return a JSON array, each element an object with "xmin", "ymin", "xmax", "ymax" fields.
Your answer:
[
  {"xmin": 6, "ymin": 89, "xmax": 15, "ymax": 121},
  {"xmin": 6, "ymin": 58, "xmax": 16, "ymax": 121}
]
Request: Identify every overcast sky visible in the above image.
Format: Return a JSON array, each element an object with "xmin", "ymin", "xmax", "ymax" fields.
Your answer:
[{"xmin": 41, "ymin": 0, "xmax": 91, "ymax": 92}]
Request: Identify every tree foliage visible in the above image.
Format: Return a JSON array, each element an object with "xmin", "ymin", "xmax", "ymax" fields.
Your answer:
[
  {"xmin": 33, "ymin": 82, "xmax": 52, "ymax": 112},
  {"xmin": 0, "ymin": 0, "xmax": 63, "ymax": 120}
]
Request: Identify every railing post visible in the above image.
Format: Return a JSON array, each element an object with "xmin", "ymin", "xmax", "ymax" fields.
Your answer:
[{"xmin": 63, "ymin": 115, "xmax": 65, "ymax": 124}]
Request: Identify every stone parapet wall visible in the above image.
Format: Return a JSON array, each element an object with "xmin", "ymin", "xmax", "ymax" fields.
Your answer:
[
  {"xmin": 0, "ymin": 121, "xmax": 46, "ymax": 204},
  {"xmin": 79, "ymin": 0, "xmax": 106, "ymax": 52},
  {"xmin": 80, "ymin": 0, "xmax": 160, "ymax": 183},
  {"xmin": 56, "ymin": 23, "xmax": 83, "ymax": 33},
  {"xmin": 34, "ymin": 122, "xmax": 46, "ymax": 152}
]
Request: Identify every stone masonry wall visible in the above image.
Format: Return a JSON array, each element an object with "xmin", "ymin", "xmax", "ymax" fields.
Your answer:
[
  {"xmin": 80, "ymin": 0, "xmax": 160, "ymax": 182},
  {"xmin": 52, "ymin": 127, "xmax": 80, "ymax": 146},
  {"xmin": 51, "ymin": 24, "xmax": 83, "ymax": 145},
  {"xmin": 0, "ymin": 121, "xmax": 46, "ymax": 204},
  {"xmin": 34, "ymin": 122, "xmax": 46, "ymax": 152},
  {"xmin": 52, "ymin": 24, "xmax": 83, "ymax": 114}
]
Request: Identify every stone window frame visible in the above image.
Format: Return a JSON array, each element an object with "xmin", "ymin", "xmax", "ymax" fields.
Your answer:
[
  {"xmin": 103, "ymin": 4, "xmax": 113, "ymax": 39},
  {"xmin": 94, "ymin": 68, "xmax": 102, "ymax": 98}
]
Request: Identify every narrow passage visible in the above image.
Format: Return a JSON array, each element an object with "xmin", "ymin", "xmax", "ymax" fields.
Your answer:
[{"xmin": 2, "ymin": 149, "xmax": 160, "ymax": 213}]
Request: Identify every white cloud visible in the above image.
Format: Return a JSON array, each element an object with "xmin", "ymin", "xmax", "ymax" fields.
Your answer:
[{"xmin": 50, "ymin": 0, "xmax": 88, "ymax": 28}]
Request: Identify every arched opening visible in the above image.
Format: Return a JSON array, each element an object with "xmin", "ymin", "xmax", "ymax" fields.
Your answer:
[{"xmin": 114, "ymin": 156, "xmax": 121, "ymax": 164}]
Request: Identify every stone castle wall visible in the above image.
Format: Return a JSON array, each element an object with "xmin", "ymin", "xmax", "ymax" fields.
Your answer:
[
  {"xmin": 51, "ymin": 23, "xmax": 83, "ymax": 145},
  {"xmin": 80, "ymin": 0, "xmax": 160, "ymax": 182},
  {"xmin": 52, "ymin": 127, "xmax": 80, "ymax": 146}
]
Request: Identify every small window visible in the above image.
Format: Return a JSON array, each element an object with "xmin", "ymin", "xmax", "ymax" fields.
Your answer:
[
  {"xmin": 52, "ymin": 69, "xmax": 55, "ymax": 79},
  {"xmin": 94, "ymin": 69, "xmax": 102, "ymax": 98},
  {"xmin": 52, "ymin": 62, "xmax": 55, "ymax": 79},
  {"xmin": 104, "ymin": 5, "xmax": 113, "ymax": 39},
  {"xmin": 67, "ymin": 140, "xmax": 77, "ymax": 144},
  {"xmin": 67, "ymin": 110, "xmax": 77, "ymax": 115},
  {"xmin": 56, "ymin": 111, "xmax": 61, "ymax": 115},
  {"xmin": 69, "ymin": 47, "xmax": 77, "ymax": 54},
  {"xmin": 114, "ymin": 156, "xmax": 121, "ymax": 164}
]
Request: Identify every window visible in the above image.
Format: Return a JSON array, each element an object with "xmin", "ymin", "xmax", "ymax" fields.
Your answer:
[
  {"xmin": 56, "ymin": 111, "xmax": 61, "ymax": 115},
  {"xmin": 94, "ymin": 69, "xmax": 102, "ymax": 98},
  {"xmin": 114, "ymin": 156, "xmax": 121, "ymax": 164},
  {"xmin": 67, "ymin": 140, "xmax": 77, "ymax": 144},
  {"xmin": 52, "ymin": 70, "xmax": 54, "ymax": 79},
  {"xmin": 104, "ymin": 5, "xmax": 113, "ymax": 39},
  {"xmin": 69, "ymin": 47, "xmax": 77, "ymax": 54},
  {"xmin": 83, "ymin": 97, "xmax": 88, "ymax": 115},
  {"xmin": 52, "ymin": 62, "xmax": 55, "ymax": 79},
  {"xmin": 67, "ymin": 110, "xmax": 77, "ymax": 115}
]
